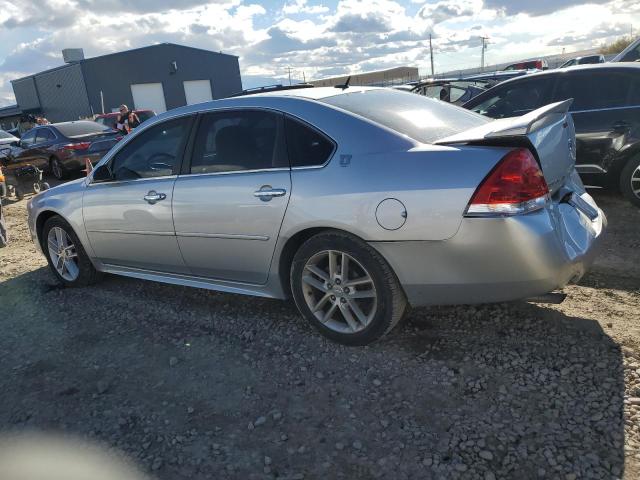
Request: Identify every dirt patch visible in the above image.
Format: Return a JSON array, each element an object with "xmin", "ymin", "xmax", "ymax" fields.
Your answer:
[{"xmin": 1, "ymin": 189, "xmax": 639, "ymax": 479}]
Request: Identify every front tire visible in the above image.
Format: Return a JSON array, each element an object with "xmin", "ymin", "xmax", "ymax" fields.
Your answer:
[
  {"xmin": 290, "ymin": 231, "xmax": 407, "ymax": 346},
  {"xmin": 42, "ymin": 216, "xmax": 101, "ymax": 287},
  {"xmin": 620, "ymin": 156, "xmax": 640, "ymax": 208}
]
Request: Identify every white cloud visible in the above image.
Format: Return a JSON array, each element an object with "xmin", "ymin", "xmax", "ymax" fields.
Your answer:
[
  {"xmin": 0, "ymin": 0, "xmax": 639, "ymax": 106},
  {"xmin": 282, "ymin": 0, "xmax": 329, "ymax": 15}
]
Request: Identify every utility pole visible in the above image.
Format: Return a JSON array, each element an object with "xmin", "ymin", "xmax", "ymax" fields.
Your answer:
[
  {"xmin": 287, "ymin": 67, "xmax": 292, "ymax": 86},
  {"xmin": 429, "ymin": 33, "xmax": 434, "ymax": 77},
  {"xmin": 480, "ymin": 36, "xmax": 488, "ymax": 71}
]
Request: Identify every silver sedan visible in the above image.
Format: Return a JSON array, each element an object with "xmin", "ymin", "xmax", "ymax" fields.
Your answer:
[{"xmin": 27, "ymin": 87, "xmax": 606, "ymax": 345}]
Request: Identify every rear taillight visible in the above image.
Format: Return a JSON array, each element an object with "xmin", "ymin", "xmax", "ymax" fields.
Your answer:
[
  {"xmin": 62, "ymin": 142, "xmax": 91, "ymax": 151},
  {"xmin": 535, "ymin": 60, "xmax": 543, "ymax": 69},
  {"xmin": 465, "ymin": 148, "xmax": 549, "ymax": 217}
]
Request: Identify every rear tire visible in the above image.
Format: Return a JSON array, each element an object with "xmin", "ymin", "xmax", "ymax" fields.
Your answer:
[
  {"xmin": 620, "ymin": 156, "xmax": 640, "ymax": 208},
  {"xmin": 290, "ymin": 230, "xmax": 407, "ymax": 346},
  {"xmin": 42, "ymin": 215, "xmax": 101, "ymax": 287}
]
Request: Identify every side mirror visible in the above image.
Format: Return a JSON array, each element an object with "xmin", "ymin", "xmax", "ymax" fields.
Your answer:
[{"xmin": 92, "ymin": 164, "xmax": 113, "ymax": 183}]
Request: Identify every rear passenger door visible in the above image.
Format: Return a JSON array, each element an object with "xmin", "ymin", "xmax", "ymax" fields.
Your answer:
[
  {"xmin": 552, "ymin": 70, "xmax": 635, "ymax": 177},
  {"xmin": 172, "ymin": 109, "xmax": 291, "ymax": 284},
  {"xmin": 33, "ymin": 128, "xmax": 56, "ymax": 169}
]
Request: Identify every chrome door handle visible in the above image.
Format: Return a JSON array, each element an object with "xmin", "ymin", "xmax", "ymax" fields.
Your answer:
[
  {"xmin": 143, "ymin": 191, "xmax": 166, "ymax": 204},
  {"xmin": 254, "ymin": 188, "xmax": 287, "ymax": 199}
]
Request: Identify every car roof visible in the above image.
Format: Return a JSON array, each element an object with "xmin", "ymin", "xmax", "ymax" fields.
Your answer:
[
  {"xmin": 486, "ymin": 62, "xmax": 640, "ymax": 86},
  {"xmin": 244, "ymin": 85, "xmax": 378, "ymax": 100}
]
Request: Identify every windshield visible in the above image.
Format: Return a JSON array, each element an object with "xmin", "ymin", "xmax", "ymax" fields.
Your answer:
[
  {"xmin": 56, "ymin": 122, "xmax": 113, "ymax": 137},
  {"xmin": 320, "ymin": 89, "xmax": 489, "ymax": 143}
]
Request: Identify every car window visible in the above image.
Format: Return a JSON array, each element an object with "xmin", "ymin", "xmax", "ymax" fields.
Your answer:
[
  {"xmin": 95, "ymin": 118, "xmax": 105, "ymax": 125},
  {"xmin": 189, "ymin": 110, "xmax": 285, "ymax": 174},
  {"xmin": 468, "ymin": 77, "xmax": 555, "ymax": 118},
  {"xmin": 285, "ymin": 116, "xmax": 334, "ymax": 167},
  {"xmin": 555, "ymin": 72, "xmax": 631, "ymax": 111},
  {"xmin": 110, "ymin": 117, "xmax": 191, "ymax": 181},
  {"xmin": 56, "ymin": 121, "xmax": 113, "ymax": 137},
  {"xmin": 320, "ymin": 89, "xmax": 489, "ymax": 144},
  {"xmin": 36, "ymin": 129, "xmax": 55, "ymax": 143},
  {"xmin": 20, "ymin": 130, "xmax": 36, "ymax": 146},
  {"xmin": 629, "ymin": 75, "xmax": 640, "ymax": 105},
  {"xmin": 620, "ymin": 43, "xmax": 640, "ymax": 62}
]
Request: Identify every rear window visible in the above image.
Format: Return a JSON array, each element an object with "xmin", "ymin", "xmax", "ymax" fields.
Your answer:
[
  {"xmin": 56, "ymin": 121, "xmax": 113, "ymax": 137},
  {"xmin": 136, "ymin": 111, "xmax": 155, "ymax": 123},
  {"xmin": 319, "ymin": 89, "xmax": 489, "ymax": 144}
]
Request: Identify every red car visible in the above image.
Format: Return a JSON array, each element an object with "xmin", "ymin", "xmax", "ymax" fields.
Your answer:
[
  {"xmin": 94, "ymin": 109, "xmax": 155, "ymax": 130},
  {"xmin": 504, "ymin": 59, "xmax": 548, "ymax": 71}
]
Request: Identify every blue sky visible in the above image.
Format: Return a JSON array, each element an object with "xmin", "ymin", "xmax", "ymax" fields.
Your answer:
[{"xmin": 0, "ymin": 0, "xmax": 638, "ymax": 106}]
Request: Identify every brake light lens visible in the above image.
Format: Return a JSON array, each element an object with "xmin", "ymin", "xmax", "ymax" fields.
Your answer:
[
  {"xmin": 465, "ymin": 148, "xmax": 549, "ymax": 216},
  {"xmin": 62, "ymin": 142, "xmax": 91, "ymax": 151}
]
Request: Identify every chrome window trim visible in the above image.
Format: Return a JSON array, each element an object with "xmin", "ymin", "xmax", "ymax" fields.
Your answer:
[
  {"xmin": 91, "ymin": 103, "xmax": 342, "ymax": 180},
  {"xmin": 87, "ymin": 174, "xmax": 178, "ymax": 187},
  {"xmin": 179, "ymin": 167, "xmax": 291, "ymax": 179}
]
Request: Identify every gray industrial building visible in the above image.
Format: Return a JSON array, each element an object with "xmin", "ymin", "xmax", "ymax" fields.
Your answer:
[{"xmin": 9, "ymin": 43, "xmax": 242, "ymax": 123}]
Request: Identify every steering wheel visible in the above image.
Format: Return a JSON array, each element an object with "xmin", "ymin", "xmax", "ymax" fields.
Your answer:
[{"xmin": 148, "ymin": 152, "xmax": 175, "ymax": 171}]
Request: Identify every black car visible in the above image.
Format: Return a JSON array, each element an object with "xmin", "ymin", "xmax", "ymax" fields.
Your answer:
[
  {"xmin": 463, "ymin": 63, "xmax": 640, "ymax": 207},
  {"xmin": 2, "ymin": 121, "xmax": 120, "ymax": 180},
  {"xmin": 559, "ymin": 55, "xmax": 605, "ymax": 68}
]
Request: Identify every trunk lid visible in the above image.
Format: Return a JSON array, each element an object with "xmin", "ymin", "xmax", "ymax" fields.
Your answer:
[{"xmin": 435, "ymin": 100, "xmax": 576, "ymax": 194}]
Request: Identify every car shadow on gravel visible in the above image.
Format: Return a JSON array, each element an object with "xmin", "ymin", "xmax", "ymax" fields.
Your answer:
[{"xmin": 1, "ymin": 265, "xmax": 630, "ymax": 479}]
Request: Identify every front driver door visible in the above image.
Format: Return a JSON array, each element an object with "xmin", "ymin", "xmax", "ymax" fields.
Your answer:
[
  {"xmin": 83, "ymin": 116, "xmax": 194, "ymax": 274},
  {"xmin": 172, "ymin": 109, "xmax": 291, "ymax": 284}
]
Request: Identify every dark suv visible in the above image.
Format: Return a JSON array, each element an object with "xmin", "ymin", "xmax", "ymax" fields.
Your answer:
[{"xmin": 463, "ymin": 64, "xmax": 640, "ymax": 207}]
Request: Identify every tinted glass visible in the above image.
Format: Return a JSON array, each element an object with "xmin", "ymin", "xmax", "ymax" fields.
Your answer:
[
  {"xmin": 468, "ymin": 77, "xmax": 555, "ymax": 118},
  {"xmin": 555, "ymin": 72, "xmax": 631, "ymax": 110},
  {"xmin": 110, "ymin": 117, "xmax": 190, "ymax": 181},
  {"xmin": 628, "ymin": 74, "xmax": 640, "ymax": 104},
  {"xmin": 285, "ymin": 117, "xmax": 334, "ymax": 167},
  {"xmin": 190, "ymin": 110, "xmax": 284, "ymax": 174},
  {"xmin": 320, "ymin": 89, "xmax": 488, "ymax": 144},
  {"xmin": 56, "ymin": 121, "xmax": 112, "ymax": 137},
  {"xmin": 20, "ymin": 130, "xmax": 36, "ymax": 145},
  {"xmin": 36, "ymin": 129, "xmax": 55, "ymax": 143},
  {"xmin": 621, "ymin": 43, "xmax": 640, "ymax": 62}
]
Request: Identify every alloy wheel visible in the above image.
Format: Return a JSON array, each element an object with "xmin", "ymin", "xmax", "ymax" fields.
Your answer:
[
  {"xmin": 47, "ymin": 226, "xmax": 79, "ymax": 281},
  {"xmin": 631, "ymin": 164, "xmax": 640, "ymax": 199},
  {"xmin": 301, "ymin": 250, "xmax": 377, "ymax": 334}
]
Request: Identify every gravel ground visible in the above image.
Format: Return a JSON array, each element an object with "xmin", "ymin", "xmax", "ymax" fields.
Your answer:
[{"xmin": 1, "ymin": 187, "xmax": 639, "ymax": 479}]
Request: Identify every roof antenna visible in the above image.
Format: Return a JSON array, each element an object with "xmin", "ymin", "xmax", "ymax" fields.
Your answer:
[{"xmin": 335, "ymin": 75, "xmax": 351, "ymax": 90}]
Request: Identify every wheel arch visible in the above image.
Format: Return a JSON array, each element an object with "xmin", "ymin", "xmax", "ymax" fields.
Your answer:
[
  {"xmin": 35, "ymin": 210, "xmax": 62, "ymax": 250},
  {"xmin": 607, "ymin": 146, "xmax": 640, "ymax": 190},
  {"xmin": 277, "ymin": 227, "xmax": 362, "ymax": 298}
]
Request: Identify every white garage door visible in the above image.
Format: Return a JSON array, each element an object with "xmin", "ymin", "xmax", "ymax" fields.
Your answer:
[
  {"xmin": 184, "ymin": 80, "xmax": 213, "ymax": 105},
  {"xmin": 131, "ymin": 83, "xmax": 167, "ymax": 113}
]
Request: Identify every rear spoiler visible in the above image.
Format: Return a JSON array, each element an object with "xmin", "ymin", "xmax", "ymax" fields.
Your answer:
[{"xmin": 434, "ymin": 99, "xmax": 573, "ymax": 145}]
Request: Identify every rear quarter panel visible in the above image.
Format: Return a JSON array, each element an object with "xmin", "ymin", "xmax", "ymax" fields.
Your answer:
[{"xmin": 281, "ymin": 144, "xmax": 508, "ymax": 242}]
